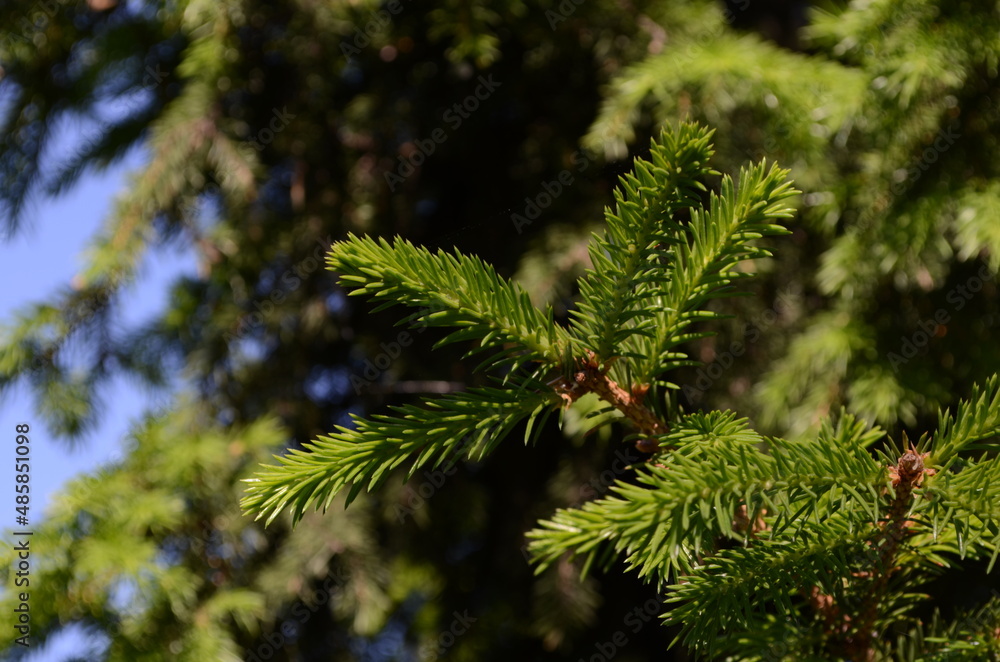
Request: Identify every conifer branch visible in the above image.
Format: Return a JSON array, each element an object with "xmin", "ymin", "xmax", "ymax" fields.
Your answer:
[
  {"xmin": 234, "ymin": 120, "xmax": 1000, "ymax": 662},
  {"xmin": 844, "ymin": 447, "xmax": 930, "ymax": 660},
  {"xmin": 242, "ymin": 386, "xmax": 559, "ymax": 526},
  {"xmin": 327, "ymin": 234, "xmax": 570, "ymax": 374},
  {"xmin": 570, "ymin": 123, "xmax": 717, "ymax": 363},
  {"xmin": 627, "ymin": 161, "xmax": 798, "ymax": 388},
  {"xmin": 931, "ymin": 373, "xmax": 1000, "ymax": 464},
  {"xmin": 528, "ymin": 412, "xmax": 885, "ymax": 582},
  {"xmin": 923, "ymin": 457, "xmax": 1000, "ymax": 564},
  {"xmin": 551, "ymin": 350, "xmax": 667, "ymax": 448},
  {"xmin": 663, "ymin": 517, "xmax": 871, "ymax": 657},
  {"xmin": 582, "ymin": 31, "xmax": 866, "ymax": 162}
]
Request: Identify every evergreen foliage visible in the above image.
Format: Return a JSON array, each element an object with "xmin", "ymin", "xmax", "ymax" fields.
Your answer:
[
  {"xmin": 579, "ymin": 0, "xmax": 1000, "ymax": 438},
  {"xmin": 244, "ymin": 123, "xmax": 1000, "ymax": 659},
  {"xmin": 4, "ymin": 1, "xmax": 1000, "ymax": 660},
  {"xmin": 0, "ymin": 404, "xmax": 288, "ymax": 661},
  {"xmin": 2, "ymin": 2, "xmax": 683, "ymax": 658}
]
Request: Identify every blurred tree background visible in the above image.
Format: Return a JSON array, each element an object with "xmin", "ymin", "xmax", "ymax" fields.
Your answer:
[{"xmin": 0, "ymin": 0, "xmax": 998, "ymax": 660}]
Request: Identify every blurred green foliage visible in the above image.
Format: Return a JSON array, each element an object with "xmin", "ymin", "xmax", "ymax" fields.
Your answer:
[{"xmin": 0, "ymin": 0, "xmax": 998, "ymax": 660}]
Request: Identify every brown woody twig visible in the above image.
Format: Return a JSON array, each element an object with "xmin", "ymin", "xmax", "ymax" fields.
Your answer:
[{"xmin": 552, "ymin": 350, "xmax": 669, "ymax": 452}]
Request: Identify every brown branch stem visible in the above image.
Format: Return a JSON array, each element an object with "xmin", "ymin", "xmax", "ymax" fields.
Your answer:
[
  {"xmin": 553, "ymin": 351, "xmax": 669, "ymax": 451},
  {"xmin": 838, "ymin": 449, "xmax": 928, "ymax": 660}
]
